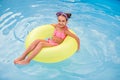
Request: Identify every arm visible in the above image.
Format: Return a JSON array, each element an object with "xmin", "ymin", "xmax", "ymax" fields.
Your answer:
[{"xmin": 65, "ymin": 29, "xmax": 80, "ymax": 51}]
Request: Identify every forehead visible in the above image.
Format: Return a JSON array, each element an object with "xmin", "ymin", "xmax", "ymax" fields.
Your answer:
[{"xmin": 58, "ymin": 15, "xmax": 66, "ymax": 20}]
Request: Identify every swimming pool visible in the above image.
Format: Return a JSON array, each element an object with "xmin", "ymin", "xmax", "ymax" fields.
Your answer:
[{"xmin": 0, "ymin": 0, "xmax": 120, "ymax": 80}]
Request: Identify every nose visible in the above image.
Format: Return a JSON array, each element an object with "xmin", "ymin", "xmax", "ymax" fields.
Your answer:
[{"xmin": 59, "ymin": 22, "xmax": 62, "ymax": 25}]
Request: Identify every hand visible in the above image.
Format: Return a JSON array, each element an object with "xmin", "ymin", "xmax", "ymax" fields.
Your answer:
[{"xmin": 77, "ymin": 45, "xmax": 80, "ymax": 51}]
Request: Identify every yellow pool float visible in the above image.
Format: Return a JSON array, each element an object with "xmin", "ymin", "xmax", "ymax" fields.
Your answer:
[{"xmin": 25, "ymin": 24, "xmax": 78, "ymax": 63}]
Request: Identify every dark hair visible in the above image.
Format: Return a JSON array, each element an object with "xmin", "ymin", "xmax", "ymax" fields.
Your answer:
[
  {"xmin": 56, "ymin": 12, "xmax": 72, "ymax": 21},
  {"xmin": 65, "ymin": 13, "xmax": 72, "ymax": 19}
]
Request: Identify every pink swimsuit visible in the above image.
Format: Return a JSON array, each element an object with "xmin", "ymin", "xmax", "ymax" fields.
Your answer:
[
  {"xmin": 48, "ymin": 28, "xmax": 67, "ymax": 46},
  {"xmin": 53, "ymin": 29, "xmax": 66, "ymax": 39}
]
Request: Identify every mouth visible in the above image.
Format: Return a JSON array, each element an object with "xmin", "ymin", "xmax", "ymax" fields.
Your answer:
[
  {"xmin": 57, "ymin": 24, "xmax": 61, "ymax": 27},
  {"xmin": 58, "ymin": 24, "xmax": 63, "ymax": 27}
]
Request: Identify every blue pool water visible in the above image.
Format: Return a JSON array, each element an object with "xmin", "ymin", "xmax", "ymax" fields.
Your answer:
[{"xmin": 0, "ymin": 0, "xmax": 120, "ymax": 80}]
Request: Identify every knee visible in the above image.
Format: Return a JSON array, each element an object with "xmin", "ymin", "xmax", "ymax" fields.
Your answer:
[
  {"xmin": 35, "ymin": 39, "xmax": 41, "ymax": 42},
  {"xmin": 38, "ymin": 42, "xmax": 44, "ymax": 47},
  {"xmin": 33, "ymin": 39, "xmax": 41, "ymax": 44}
]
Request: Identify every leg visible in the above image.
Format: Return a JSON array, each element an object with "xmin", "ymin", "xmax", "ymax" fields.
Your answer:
[
  {"xmin": 14, "ymin": 39, "xmax": 47, "ymax": 64},
  {"xmin": 16, "ymin": 42, "xmax": 54, "ymax": 65}
]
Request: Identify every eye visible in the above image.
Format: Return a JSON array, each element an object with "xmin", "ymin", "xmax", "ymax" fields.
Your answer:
[
  {"xmin": 58, "ymin": 19, "xmax": 61, "ymax": 22},
  {"xmin": 62, "ymin": 20, "xmax": 65, "ymax": 22}
]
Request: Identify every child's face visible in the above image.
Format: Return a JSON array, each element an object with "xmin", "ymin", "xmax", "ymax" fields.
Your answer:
[{"xmin": 57, "ymin": 15, "xmax": 67, "ymax": 28}]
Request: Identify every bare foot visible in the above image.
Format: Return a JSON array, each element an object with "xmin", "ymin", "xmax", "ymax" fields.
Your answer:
[
  {"xmin": 14, "ymin": 57, "xmax": 25, "ymax": 64},
  {"xmin": 15, "ymin": 60, "xmax": 30, "ymax": 65}
]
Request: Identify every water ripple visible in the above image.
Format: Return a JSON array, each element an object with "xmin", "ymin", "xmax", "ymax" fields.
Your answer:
[{"xmin": 0, "ymin": 11, "xmax": 22, "ymax": 35}]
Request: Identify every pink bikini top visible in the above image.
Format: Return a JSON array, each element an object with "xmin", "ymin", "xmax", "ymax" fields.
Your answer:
[{"xmin": 53, "ymin": 27, "xmax": 67, "ymax": 39}]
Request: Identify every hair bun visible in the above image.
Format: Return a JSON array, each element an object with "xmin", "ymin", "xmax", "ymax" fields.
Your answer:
[{"xmin": 65, "ymin": 13, "xmax": 72, "ymax": 18}]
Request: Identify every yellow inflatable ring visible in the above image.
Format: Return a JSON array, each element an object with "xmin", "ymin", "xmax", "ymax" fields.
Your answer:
[{"xmin": 25, "ymin": 24, "xmax": 78, "ymax": 63}]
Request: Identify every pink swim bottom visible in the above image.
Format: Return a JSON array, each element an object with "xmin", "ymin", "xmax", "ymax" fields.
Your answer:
[{"xmin": 47, "ymin": 39, "xmax": 58, "ymax": 46}]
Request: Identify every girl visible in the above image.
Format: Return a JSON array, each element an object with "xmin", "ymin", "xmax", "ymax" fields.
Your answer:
[{"xmin": 14, "ymin": 12, "xmax": 80, "ymax": 65}]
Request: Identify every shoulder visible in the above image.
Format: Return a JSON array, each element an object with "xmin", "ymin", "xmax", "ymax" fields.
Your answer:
[
  {"xmin": 65, "ymin": 29, "xmax": 77, "ymax": 37},
  {"xmin": 51, "ymin": 24, "xmax": 57, "ymax": 28},
  {"xmin": 65, "ymin": 29, "xmax": 72, "ymax": 35}
]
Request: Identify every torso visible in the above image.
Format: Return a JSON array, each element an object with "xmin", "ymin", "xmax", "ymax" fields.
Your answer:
[
  {"xmin": 51, "ymin": 24, "xmax": 67, "ymax": 44},
  {"xmin": 52, "ymin": 36, "xmax": 64, "ymax": 44}
]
